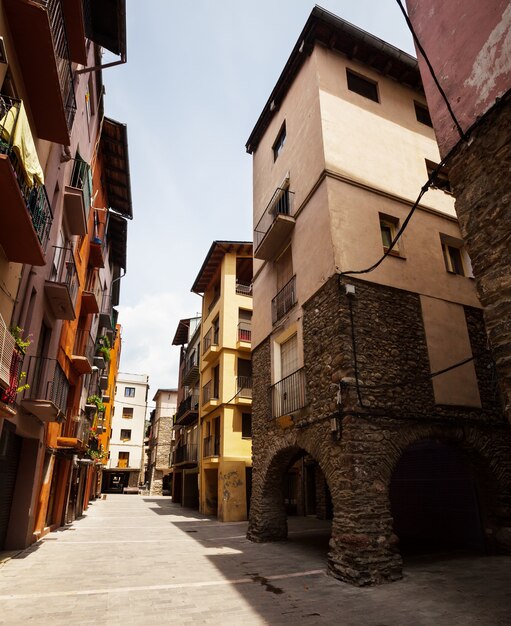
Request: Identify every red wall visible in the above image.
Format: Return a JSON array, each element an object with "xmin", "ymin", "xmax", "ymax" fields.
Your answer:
[{"xmin": 406, "ymin": 0, "xmax": 511, "ymax": 156}]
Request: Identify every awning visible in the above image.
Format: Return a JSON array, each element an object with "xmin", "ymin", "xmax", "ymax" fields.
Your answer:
[
  {"xmin": 100, "ymin": 116, "xmax": 133, "ymax": 219},
  {"xmin": 84, "ymin": 0, "xmax": 127, "ymax": 59},
  {"xmin": 107, "ymin": 211, "xmax": 127, "ymax": 270}
]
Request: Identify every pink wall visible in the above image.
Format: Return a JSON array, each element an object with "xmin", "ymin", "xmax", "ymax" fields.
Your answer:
[{"xmin": 406, "ymin": 0, "xmax": 511, "ymax": 156}]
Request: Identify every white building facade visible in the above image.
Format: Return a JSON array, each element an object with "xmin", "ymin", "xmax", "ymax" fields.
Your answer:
[{"xmin": 103, "ymin": 372, "xmax": 149, "ymax": 493}]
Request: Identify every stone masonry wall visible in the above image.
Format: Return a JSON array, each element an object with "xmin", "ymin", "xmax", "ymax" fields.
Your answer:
[
  {"xmin": 248, "ymin": 274, "xmax": 511, "ymax": 585},
  {"xmin": 449, "ymin": 94, "xmax": 511, "ymax": 422}
]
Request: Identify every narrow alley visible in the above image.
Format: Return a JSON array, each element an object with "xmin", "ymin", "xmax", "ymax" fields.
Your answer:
[{"xmin": 0, "ymin": 495, "xmax": 509, "ymax": 625}]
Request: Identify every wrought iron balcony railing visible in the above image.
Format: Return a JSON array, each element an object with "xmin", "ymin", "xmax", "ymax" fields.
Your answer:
[
  {"xmin": 203, "ymin": 435, "xmax": 220, "ymax": 458},
  {"xmin": 203, "ymin": 327, "xmax": 219, "ymax": 353},
  {"xmin": 254, "ymin": 187, "xmax": 295, "ymax": 250},
  {"xmin": 73, "ymin": 328, "xmax": 95, "ymax": 363},
  {"xmin": 0, "ymin": 94, "xmax": 53, "ymax": 249},
  {"xmin": 174, "ymin": 443, "xmax": 198, "ymax": 464},
  {"xmin": 43, "ymin": 0, "xmax": 76, "ymax": 130},
  {"xmin": 271, "ymin": 368, "xmax": 307, "ymax": 418},
  {"xmin": 22, "ymin": 356, "xmax": 70, "ymax": 418},
  {"xmin": 238, "ymin": 321, "xmax": 252, "ymax": 343},
  {"xmin": 237, "ymin": 376, "xmax": 253, "ymax": 399},
  {"xmin": 202, "ymin": 380, "xmax": 218, "ymax": 405},
  {"xmin": 272, "ymin": 275, "xmax": 297, "ymax": 324},
  {"xmin": 176, "ymin": 392, "xmax": 200, "ymax": 421},
  {"xmin": 47, "ymin": 245, "xmax": 79, "ymax": 313}
]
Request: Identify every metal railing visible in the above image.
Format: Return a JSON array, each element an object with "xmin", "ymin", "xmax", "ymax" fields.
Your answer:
[
  {"xmin": 23, "ymin": 356, "xmax": 70, "ymax": 415},
  {"xmin": 238, "ymin": 321, "xmax": 252, "ymax": 343},
  {"xmin": 48, "ymin": 245, "xmax": 79, "ymax": 305},
  {"xmin": 174, "ymin": 443, "xmax": 198, "ymax": 464},
  {"xmin": 73, "ymin": 328, "xmax": 94, "ymax": 363},
  {"xmin": 272, "ymin": 275, "xmax": 297, "ymax": 324},
  {"xmin": 254, "ymin": 187, "xmax": 295, "ymax": 249},
  {"xmin": 203, "ymin": 435, "xmax": 220, "ymax": 458},
  {"xmin": 203, "ymin": 327, "xmax": 219, "ymax": 353},
  {"xmin": 0, "ymin": 94, "xmax": 54, "ymax": 249},
  {"xmin": 91, "ymin": 211, "xmax": 107, "ymax": 250},
  {"xmin": 202, "ymin": 380, "xmax": 218, "ymax": 404},
  {"xmin": 84, "ymin": 271, "xmax": 102, "ymax": 303},
  {"xmin": 42, "ymin": 0, "xmax": 76, "ymax": 131},
  {"xmin": 271, "ymin": 368, "xmax": 307, "ymax": 418},
  {"xmin": 236, "ymin": 282, "xmax": 252, "ymax": 296},
  {"xmin": 176, "ymin": 391, "xmax": 200, "ymax": 420},
  {"xmin": 237, "ymin": 376, "xmax": 252, "ymax": 399}
]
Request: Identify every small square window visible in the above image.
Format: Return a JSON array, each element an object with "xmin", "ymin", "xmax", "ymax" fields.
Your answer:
[
  {"xmin": 346, "ymin": 69, "xmax": 379, "ymax": 103},
  {"xmin": 124, "ymin": 387, "xmax": 135, "ymax": 398},
  {"xmin": 272, "ymin": 122, "xmax": 286, "ymax": 161},
  {"xmin": 414, "ymin": 101, "xmax": 433, "ymax": 127},
  {"xmin": 426, "ymin": 159, "xmax": 451, "ymax": 193},
  {"xmin": 122, "ymin": 407, "xmax": 134, "ymax": 419},
  {"xmin": 120, "ymin": 429, "xmax": 131, "ymax": 441}
]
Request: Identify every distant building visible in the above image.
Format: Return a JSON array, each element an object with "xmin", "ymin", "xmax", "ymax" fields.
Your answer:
[
  {"xmin": 246, "ymin": 7, "xmax": 511, "ymax": 586},
  {"xmin": 171, "ymin": 317, "xmax": 201, "ymax": 509},
  {"xmin": 191, "ymin": 241, "xmax": 253, "ymax": 522},
  {"xmin": 404, "ymin": 0, "xmax": 511, "ymax": 422},
  {"xmin": 146, "ymin": 388, "xmax": 177, "ymax": 495},
  {"xmin": 103, "ymin": 372, "xmax": 149, "ymax": 493}
]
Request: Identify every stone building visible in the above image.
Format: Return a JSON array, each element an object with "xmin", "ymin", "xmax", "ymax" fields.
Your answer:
[
  {"xmin": 245, "ymin": 7, "xmax": 511, "ymax": 586},
  {"xmin": 147, "ymin": 388, "xmax": 177, "ymax": 495},
  {"xmin": 404, "ymin": 0, "xmax": 511, "ymax": 422}
]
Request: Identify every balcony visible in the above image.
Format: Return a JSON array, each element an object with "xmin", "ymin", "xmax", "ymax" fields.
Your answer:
[
  {"xmin": 0, "ymin": 320, "xmax": 23, "ymax": 410},
  {"xmin": 21, "ymin": 357, "xmax": 69, "ymax": 422},
  {"xmin": 63, "ymin": 158, "xmax": 91, "ymax": 236},
  {"xmin": 174, "ymin": 443, "xmax": 198, "ymax": 465},
  {"xmin": 236, "ymin": 282, "xmax": 252, "ymax": 297},
  {"xmin": 271, "ymin": 368, "xmax": 307, "ymax": 418},
  {"xmin": 175, "ymin": 392, "xmax": 200, "ymax": 426},
  {"xmin": 182, "ymin": 357, "xmax": 200, "ymax": 386},
  {"xmin": 44, "ymin": 246, "xmax": 78, "ymax": 320},
  {"xmin": 202, "ymin": 327, "xmax": 219, "ymax": 362},
  {"xmin": 0, "ymin": 96, "xmax": 53, "ymax": 266},
  {"xmin": 99, "ymin": 293, "xmax": 113, "ymax": 330},
  {"xmin": 272, "ymin": 275, "xmax": 297, "ymax": 324},
  {"xmin": 202, "ymin": 380, "xmax": 218, "ymax": 408},
  {"xmin": 203, "ymin": 435, "xmax": 220, "ymax": 458},
  {"xmin": 89, "ymin": 213, "xmax": 107, "ymax": 268},
  {"xmin": 71, "ymin": 328, "xmax": 94, "ymax": 375},
  {"xmin": 254, "ymin": 188, "xmax": 295, "ymax": 261},
  {"xmin": 236, "ymin": 376, "xmax": 252, "ymax": 405},
  {"xmin": 4, "ymin": 0, "xmax": 76, "ymax": 145},
  {"xmin": 237, "ymin": 322, "xmax": 252, "ymax": 350},
  {"xmin": 81, "ymin": 271, "xmax": 101, "ymax": 315}
]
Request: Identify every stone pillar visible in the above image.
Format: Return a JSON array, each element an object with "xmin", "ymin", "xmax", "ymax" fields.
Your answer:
[
  {"xmin": 449, "ymin": 96, "xmax": 511, "ymax": 422},
  {"xmin": 247, "ymin": 462, "xmax": 288, "ymax": 542}
]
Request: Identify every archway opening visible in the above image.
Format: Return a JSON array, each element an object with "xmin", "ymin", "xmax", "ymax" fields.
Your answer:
[{"xmin": 390, "ymin": 440, "xmax": 485, "ymax": 557}]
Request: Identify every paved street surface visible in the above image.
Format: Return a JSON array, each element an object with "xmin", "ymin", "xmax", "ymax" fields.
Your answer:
[{"xmin": 0, "ymin": 495, "xmax": 509, "ymax": 625}]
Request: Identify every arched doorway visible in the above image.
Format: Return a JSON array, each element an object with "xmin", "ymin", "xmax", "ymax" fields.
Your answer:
[
  {"xmin": 390, "ymin": 440, "xmax": 485, "ymax": 556},
  {"xmin": 248, "ymin": 445, "xmax": 333, "ymax": 564}
]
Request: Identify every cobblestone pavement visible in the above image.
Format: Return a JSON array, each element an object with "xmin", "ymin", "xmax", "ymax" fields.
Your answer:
[{"xmin": 0, "ymin": 495, "xmax": 509, "ymax": 625}]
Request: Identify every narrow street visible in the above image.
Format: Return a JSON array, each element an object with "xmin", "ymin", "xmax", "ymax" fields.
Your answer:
[{"xmin": 0, "ymin": 496, "xmax": 509, "ymax": 625}]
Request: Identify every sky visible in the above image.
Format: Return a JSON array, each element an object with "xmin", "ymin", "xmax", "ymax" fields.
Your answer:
[{"xmin": 103, "ymin": 0, "xmax": 416, "ymax": 408}]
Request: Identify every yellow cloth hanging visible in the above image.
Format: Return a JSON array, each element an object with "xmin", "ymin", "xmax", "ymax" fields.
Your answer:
[{"xmin": 0, "ymin": 100, "xmax": 44, "ymax": 187}]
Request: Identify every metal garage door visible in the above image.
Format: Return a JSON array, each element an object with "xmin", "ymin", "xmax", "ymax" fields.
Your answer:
[{"xmin": 0, "ymin": 424, "xmax": 22, "ymax": 550}]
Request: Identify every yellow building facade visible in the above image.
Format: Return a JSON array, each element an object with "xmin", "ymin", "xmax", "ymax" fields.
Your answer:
[{"xmin": 192, "ymin": 241, "xmax": 253, "ymax": 522}]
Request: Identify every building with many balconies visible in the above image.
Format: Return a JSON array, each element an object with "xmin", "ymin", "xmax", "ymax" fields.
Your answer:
[
  {"xmin": 245, "ymin": 7, "xmax": 511, "ymax": 586},
  {"xmin": 191, "ymin": 241, "xmax": 253, "ymax": 522}
]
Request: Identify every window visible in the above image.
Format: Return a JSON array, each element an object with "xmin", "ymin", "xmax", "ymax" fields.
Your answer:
[
  {"xmin": 124, "ymin": 387, "xmax": 135, "ymax": 397},
  {"xmin": 272, "ymin": 122, "xmax": 286, "ymax": 161},
  {"xmin": 440, "ymin": 235, "xmax": 471, "ymax": 277},
  {"xmin": 346, "ymin": 69, "xmax": 379, "ymax": 102},
  {"xmin": 426, "ymin": 159, "xmax": 452, "ymax": 193},
  {"xmin": 212, "ymin": 364, "xmax": 220, "ymax": 399},
  {"xmin": 120, "ymin": 429, "xmax": 131, "ymax": 441},
  {"xmin": 242, "ymin": 413, "xmax": 252, "ymax": 439},
  {"xmin": 281, "ymin": 334, "xmax": 298, "ymax": 380},
  {"xmin": 414, "ymin": 101, "xmax": 433, "ymax": 127},
  {"xmin": 122, "ymin": 407, "xmax": 134, "ymax": 419},
  {"xmin": 118, "ymin": 451, "xmax": 129, "ymax": 468},
  {"xmin": 379, "ymin": 214, "xmax": 401, "ymax": 254}
]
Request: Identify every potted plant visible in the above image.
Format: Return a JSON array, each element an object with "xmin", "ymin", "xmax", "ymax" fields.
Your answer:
[
  {"xmin": 86, "ymin": 394, "xmax": 106, "ymax": 414},
  {"xmin": 96, "ymin": 335, "xmax": 111, "ymax": 363}
]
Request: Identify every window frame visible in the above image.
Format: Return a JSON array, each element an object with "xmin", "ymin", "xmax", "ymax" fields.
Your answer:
[
  {"xmin": 241, "ymin": 412, "xmax": 252, "ymax": 439},
  {"xmin": 346, "ymin": 69, "xmax": 379, "ymax": 103},
  {"xmin": 379, "ymin": 213, "xmax": 402, "ymax": 256},
  {"xmin": 124, "ymin": 386, "xmax": 135, "ymax": 398},
  {"xmin": 272, "ymin": 121, "xmax": 286, "ymax": 162},
  {"xmin": 122, "ymin": 407, "xmax": 134, "ymax": 419},
  {"xmin": 414, "ymin": 101, "xmax": 433, "ymax": 127},
  {"xmin": 120, "ymin": 428, "xmax": 132, "ymax": 442}
]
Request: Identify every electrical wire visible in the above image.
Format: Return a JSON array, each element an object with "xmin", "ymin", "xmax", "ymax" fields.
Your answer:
[{"xmin": 394, "ymin": 0, "xmax": 466, "ymax": 141}]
